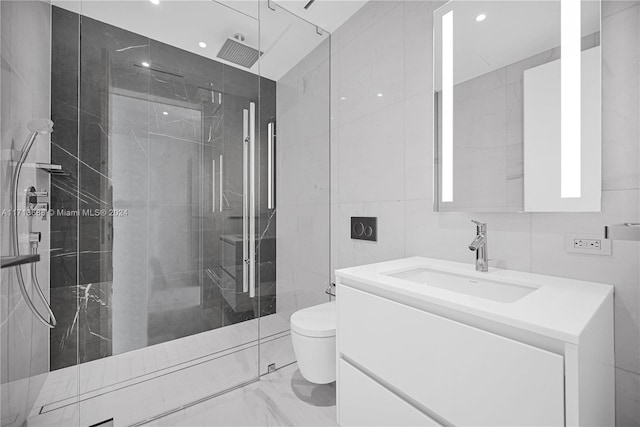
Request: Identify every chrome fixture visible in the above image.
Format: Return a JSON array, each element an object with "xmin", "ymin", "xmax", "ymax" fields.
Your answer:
[
  {"xmin": 325, "ymin": 283, "xmax": 336, "ymax": 297},
  {"xmin": 26, "ymin": 186, "xmax": 49, "ymax": 220},
  {"xmin": 219, "ymin": 154, "xmax": 224, "ymax": 210},
  {"xmin": 10, "ymin": 119, "xmax": 57, "ymax": 328},
  {"xmin": 605, "ymin": 222, "xmax": 640, "ymax": 241},
  {"xmin": 36, "ymin": 163, "xmax": 65, "ymax": 175},
  {"xmin": 267, "ymin": 121, "xmax": 275, "ymax": 210},
  {"xmin": 212, "ymin": 159, "xmax": 216, "ymax": 213},
  {"xmin": 217, "ymin": 34, "xmax": 262, "ymax": 69},
  {"xmin": 242, "ymin": 103, "xmax": 257, "ymax": 298},
  {"xmin": 468, "ymin": 220, "xmax": 488, "ymax": 272}
]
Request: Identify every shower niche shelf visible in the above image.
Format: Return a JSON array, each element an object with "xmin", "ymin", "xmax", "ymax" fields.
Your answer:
[
  {"xmin": 10, "ymin": 162, "xmax": 66, "ymax": 175},
  {"xmin": 35, "ymin": 163, "xmax": 65, "ymax": 174},
  {"xmin": 1, "ymin": 254, "xmax": 40, "ymax": 269}
]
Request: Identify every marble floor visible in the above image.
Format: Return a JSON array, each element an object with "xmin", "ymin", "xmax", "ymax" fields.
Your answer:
[{"xmin": 145, "ymin": 363, "xmax": 338, "ymax": 427}]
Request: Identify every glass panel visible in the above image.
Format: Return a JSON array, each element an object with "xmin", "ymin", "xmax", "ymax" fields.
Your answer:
[
  {"xmin": 0, "ymin": 0, "xmax": 332, "ymax": 424},
  {"xmin": 257, "ymin": 1, "xmax": 331, "ymax": 373},
  {"xmin": 9, "ymin": 1, "xmax": 265, "ymax": 425},
  {"xmin": 1, "ymin": 1, "xmax": 81, "ymax": 426}
]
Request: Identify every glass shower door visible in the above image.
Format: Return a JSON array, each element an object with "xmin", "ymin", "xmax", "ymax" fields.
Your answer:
[
  {"xmin": 1, "ymin": 1, "xmax": 81, "ymax": 426},
  {"xmin": 28, "ymin": 1, "xmax": 266, "ymax": 425},
  {"xmin": 1, "ymin": 0, "xmax": 332, "ymax": 424},
  {"xmin": 256, "ymin": 0, "xmax": 332, "ymax": 375}
]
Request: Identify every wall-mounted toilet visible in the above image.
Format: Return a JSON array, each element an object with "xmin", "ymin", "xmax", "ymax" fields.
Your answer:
[{"xmin": 290, "ymin": 301, "xmax": 336, "ymax": 384}]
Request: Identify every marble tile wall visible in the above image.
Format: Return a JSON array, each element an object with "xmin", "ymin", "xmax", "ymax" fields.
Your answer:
[
  {"xmin": 331, "ymin": 1, "xmax": 640, "ymax": 425},
  {"xmin": 50, "ymin": 7, "xmax": 277, "ymax": 374},
  {"xmin": 0, "ymin": 1, "xmax": 52, "ymax": 425}
]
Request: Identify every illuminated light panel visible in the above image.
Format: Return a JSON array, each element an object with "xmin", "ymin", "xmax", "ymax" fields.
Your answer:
[
  {"xmin": 561, "ymin": 0, "xmax": 581, "ymax": 198},
  {"xmin": 442, "ymin": 10, "xmax": 454, "ymax": 202}
]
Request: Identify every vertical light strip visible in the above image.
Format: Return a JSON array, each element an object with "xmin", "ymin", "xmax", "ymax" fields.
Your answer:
[
  {"xmin": 212, "ymin": 159, "xmax": 216, "ymax": 212},
  {"xmin": 561, "ymin": 0, "xmax": 581, "ymax": 198},
  {"xmin": 442, "ymin": 10, "xmax": 454, "ymax": 202},
  {"xmin": 267, "ymin": 122, "xmax": 274, "ymax": 209},
  {"xmin": 242, "ymin": 109, "xmax": 249, "ymax": 294},
  {"xmin": 219, "ymin": 155, "xmax": 224, "ymax": 210}
]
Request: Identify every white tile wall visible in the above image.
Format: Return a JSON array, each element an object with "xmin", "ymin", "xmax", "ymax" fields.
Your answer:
[
  {"xmin": 275, "ymin": 38, "xmax": 332, "ymax": 352},
  {"xmin": 337, "ymin": 101, "xmax": 405, "ymax": 203},
  {"xmin": 331, "ymin": 1, "xmax": 640, "ymax": 425}
]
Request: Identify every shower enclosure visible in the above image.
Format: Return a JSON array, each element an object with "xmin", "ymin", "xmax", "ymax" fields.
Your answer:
[{"xmin": 0, "ymin": 1, "xmax": 330, "ymax": 426}]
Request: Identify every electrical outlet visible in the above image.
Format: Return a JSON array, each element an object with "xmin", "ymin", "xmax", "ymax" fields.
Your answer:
[
  {"xmin": 565, "ymin": 234, "xmax": 611, "ymax": 255},
  {"xmin": 573, "ymin": 238, "xmax": 601, "ymax": 250}
]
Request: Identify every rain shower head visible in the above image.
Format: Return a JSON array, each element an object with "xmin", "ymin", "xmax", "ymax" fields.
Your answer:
[
  {"xmin": 27, "ymin": 118, "xmax": 54, "ymax": 135},
  {"xmin": 216, "ymin": 34, "xmax": 262, "ymax": 69}
]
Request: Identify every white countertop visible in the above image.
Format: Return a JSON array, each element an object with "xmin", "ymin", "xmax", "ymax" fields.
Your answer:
[{"xmin": 335, "ymin": 257, "xmax": 613, "ymax": 344}]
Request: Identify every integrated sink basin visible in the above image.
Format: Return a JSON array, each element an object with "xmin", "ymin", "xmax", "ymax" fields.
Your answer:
[
  {"xmin": 386, "ymin": 267, "xmax": 538, "ymax": 303},
  {"xmin": 335, "ymin": 256, "xmax": 615, "ymax": 426}
]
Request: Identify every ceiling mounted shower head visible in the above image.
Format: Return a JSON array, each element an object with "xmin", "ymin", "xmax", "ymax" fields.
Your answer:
[
  {"xmin": 216, "ymin": 35, "xmax": 262, "ymax": 69},
  {"xmin": 27, "ymin": 118, "xmax": 54, "ymax": 135}
]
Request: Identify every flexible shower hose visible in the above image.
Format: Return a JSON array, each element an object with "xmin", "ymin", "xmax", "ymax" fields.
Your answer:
[{"xmin": 9, "ymin": 138, "xmax": 57, "ymax": 328}]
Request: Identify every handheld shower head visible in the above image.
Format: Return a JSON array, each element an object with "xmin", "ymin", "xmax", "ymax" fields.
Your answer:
[
  {"xmin": 19, "ymin": 118, "xmax": 54, "ymax": 161},
  {"xmin": 27, "ymin": 118, "xmax": 54, "ymax": 135}
]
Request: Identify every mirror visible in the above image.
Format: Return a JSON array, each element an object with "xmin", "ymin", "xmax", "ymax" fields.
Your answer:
[{"xmin": 433, "ymin": 0, "xmax": 601, "ymax": 212}]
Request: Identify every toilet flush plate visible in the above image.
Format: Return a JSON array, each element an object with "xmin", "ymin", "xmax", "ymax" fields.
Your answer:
[{"xmin": 351, "ymin": 217, "xmax": 377, "ymax": 242}]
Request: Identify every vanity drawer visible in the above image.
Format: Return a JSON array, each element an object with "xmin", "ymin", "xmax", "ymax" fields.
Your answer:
[
  {"xmin": 339, "ymin": 359, "xmax": 441, "ymax": 427},
  {"xmin": 338, "ymin": 285, "xmax": 565, "ymax": 426}
]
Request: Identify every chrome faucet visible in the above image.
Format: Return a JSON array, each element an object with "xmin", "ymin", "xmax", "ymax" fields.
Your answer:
[{"xmin": 468, "ymin": 220, "xmax": 488, "ymax": 272}]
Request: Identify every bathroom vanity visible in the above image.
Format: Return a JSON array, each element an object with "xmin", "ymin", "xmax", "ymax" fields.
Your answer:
[{"xmin": 335, "ymin": 257, "xmax": 614, "ymax": 426}]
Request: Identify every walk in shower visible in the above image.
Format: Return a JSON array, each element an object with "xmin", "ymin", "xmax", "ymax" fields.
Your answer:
[{"xmin": 0, "ymin": 1, "xmax": 330, "ymax": 425}]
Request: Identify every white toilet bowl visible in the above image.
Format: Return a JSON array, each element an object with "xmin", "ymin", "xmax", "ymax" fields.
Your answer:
[{"xmin": 290, "ymin": 301, "xmax": 336, "ymax": 384}]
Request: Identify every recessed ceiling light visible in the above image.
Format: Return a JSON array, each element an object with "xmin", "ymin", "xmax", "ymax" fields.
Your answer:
[
  {"xmin": 163, "ymin": 111, "xmax": 168, "ymax": 115},
  {"xmin": 340, "ymin": 96, "xmax": 346, "ymax": 101},
  {"xmin": 198, "ymin": 41, "xmax": 207, "ymax": 48},
  {"xmin": 377, "ymin": 93, "xmax": 383, "ymax": 97},
  {"xmin": 476, "ymin": 13, "xmax": 487, "ymax": 22},
  {"xmin": 150, "ymin": 0, "xmax": 160, "ymax": 4},
  {"xmin": 142, "ymin": 61, "xmax": 150, "ymax": 67}
]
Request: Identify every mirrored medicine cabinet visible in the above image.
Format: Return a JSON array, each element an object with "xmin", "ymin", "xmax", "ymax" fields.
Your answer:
[{"xmin": 433, "ymin": 0, "xmax": 601, "ymax": 213}]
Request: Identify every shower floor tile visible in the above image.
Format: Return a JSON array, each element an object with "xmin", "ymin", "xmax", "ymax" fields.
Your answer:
[
  {"xmin": 32, "ymin": 312, "xmax": 292, "ymax": 414},
  {"xmin": 147, "ymin": 363, "xmax": 338, "ymax": 427},
  {"xmin": 26, "ymin": 313, "xmax": 297, "ymax": 427}
]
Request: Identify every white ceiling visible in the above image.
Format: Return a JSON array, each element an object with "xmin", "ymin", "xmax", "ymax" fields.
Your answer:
[
  {"xmin": 434, "ymin": 0, "xmax": 600, "ymax": 87},
  {"xmin": 273, "ymin": 0, "xmax": 368, "ymax": 33},
  {"xmin": 51, "ymin": 0, "xmax": 367, "ymax": 81}
]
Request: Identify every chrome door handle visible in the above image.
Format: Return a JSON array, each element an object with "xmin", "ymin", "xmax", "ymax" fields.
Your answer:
[
  {"xmin": 248, "ymin": 102, "xmax": 256, "ymax": 299},
  {"xmin": 268, "ymin": 122, "xmax": 275, "ymax": 210},
  {"xmin": 242, "ymin": 109, "xmax": 249, "ymax": 294}
]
